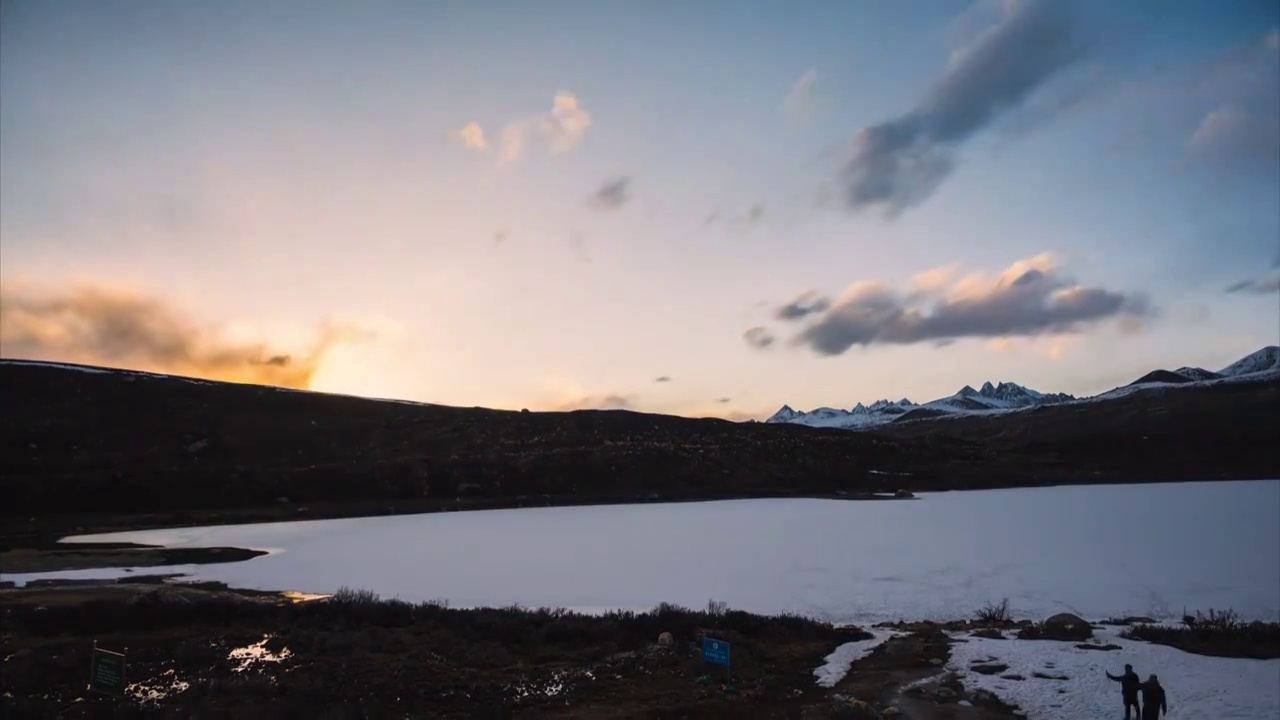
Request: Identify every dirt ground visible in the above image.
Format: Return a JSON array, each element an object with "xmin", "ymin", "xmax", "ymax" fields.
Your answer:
[{"xmin": 0, "ymin": 582, "xmax": 1026, "ymax": 719}]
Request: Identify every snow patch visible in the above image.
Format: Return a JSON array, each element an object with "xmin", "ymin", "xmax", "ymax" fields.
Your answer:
[
  {"xmin": 948, "ymin": 625, "xmax": 1280, "ymax": 719},
  {"xmin": 814, "ymin": 629, "xmax": 902, "ymax": 687}
]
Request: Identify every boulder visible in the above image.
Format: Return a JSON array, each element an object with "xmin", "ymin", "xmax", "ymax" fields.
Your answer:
[
  {"xmin": 1042, "ymin": 612, "xmax": 1093, "ymax": 640},
  {"xmin": 841, "ymin": 699, "xmax": 880, "ymax": 719},
  {"xmin": 1018, "ymin": 612, "xmax": 1093, "ymax": 641},
  {"xmin": 657, "ymin": 632, "xmax": 674, "ymax": 647}
]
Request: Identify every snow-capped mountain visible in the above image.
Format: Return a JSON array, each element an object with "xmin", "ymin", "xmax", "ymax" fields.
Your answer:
[
  {"xmin": 766, "ymin": 380, "xmax": 1075, "ymax": 428},
  {"xmin": 1218, "ymin": 346, "xmax": 1279, "ymax": 378},
  {"xmin": 767, "ymin": 346, "xmax": 1279, "ymax": 430}
]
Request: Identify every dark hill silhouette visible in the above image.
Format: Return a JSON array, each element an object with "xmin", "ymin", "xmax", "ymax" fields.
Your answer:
[{"xmin": 0, "ymin": 359, "xmax": 1276, "ymax": 537}]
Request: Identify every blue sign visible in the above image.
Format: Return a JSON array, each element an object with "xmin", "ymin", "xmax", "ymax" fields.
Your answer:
[{"xmin": 702, "ymin": 637, "xmax": 730, "ymax": 667}]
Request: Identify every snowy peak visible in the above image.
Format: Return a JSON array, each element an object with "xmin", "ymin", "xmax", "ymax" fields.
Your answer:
[
  {"xmin": 1218, "ymin": 346, "xmax": 1280, "ymax": 378},
  {"xmin": 766, "ymin": 378, "xmax": 1072, "ymax": 429},
  {"xmin": 766, "ymin": 405, "xmax": 800, "ymax": 423},
  {"xmin": 1172, "ymin": 367, "xmax": 1220, "ymax": 382}
]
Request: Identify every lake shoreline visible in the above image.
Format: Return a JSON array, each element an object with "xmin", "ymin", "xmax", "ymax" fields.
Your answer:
[{"xmin": 0, "ymin": 543, "xmax": 268, "ymax": 574}]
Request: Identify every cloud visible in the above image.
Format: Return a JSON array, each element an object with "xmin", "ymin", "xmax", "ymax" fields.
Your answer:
[
  {"xmin": 588, "ymin": 176, "xmax": 632, "ymax": 210},
  {"xmin": 1225, "ymin": 274, "xmax": 1280, "ymax": 295},
  {"xmin": 499, "ymin": 92, "xmax": 593, "ymax": 163},
  {"xmin": 553, "ymin": 393, "xmax": 634, "ymax": 411},
  {"xmin": 767, "ymin": 254, "xmax": 1151, "ymax": 356},
  {"xmin": 839, "ymin": 0, "xmax": 1083, "ymax": 217},
  {"xmin": 743, "ymin": 326, "xmax": 776, "ymax": 349},
  {"xmin": 0, "ymin": 283, "xmax": 390, "ymax": 389},
  {"xmin": 783, "ymin": 68, "xmax": 828, "ymax": 126},
  {"xmin": 1189, "ymin": 104, "xmax": 1280, "ymax": 173},
  {"xmin": 449, "ymin": 121, "xmax": 488, "ymax": 151},
  {"xmin": 775, "ymin": 291, "xmax": 831, "ymax": 320},
  {"xmin": 908, "ymin": 263, "xmax": 961, "ymax": 293},
  {"xmin": 654, "ymin": 375, "xmax": 672, "ymax": 383},
  {"xmin": 1186, "ymin": 29, "xmax": 1280, "ymax": 175},
  {"xmin": 715, "ymin": 397, "xmax": 732, "ymax": 404},
  {"xmin": 708, "ymin": 202, "xmax": 767, "ymax": 234}
]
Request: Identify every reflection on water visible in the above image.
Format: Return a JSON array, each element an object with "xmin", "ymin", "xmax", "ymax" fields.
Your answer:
[
  {"xmin": 229, "ymin": 635, "xmax": 293, "ymax": 673},
  {"xmin": 128, "ymin": 669, "xmax": 191, "ymax": 702}
]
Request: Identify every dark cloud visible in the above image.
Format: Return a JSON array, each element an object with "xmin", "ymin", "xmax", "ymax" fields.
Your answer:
[
  {"xmin": 715, "ymin": 397, "xmax": 732, "ymax": 404},
  {"xmin": 707, "ymin": 202, "xmax": 766, "ymax": 233},
  {"xmin": 654, "ymin": 375, "xmax": 673, "ymax": 383},
  {"xmin": 554, "ymin": 394, "xmax": 634, "ymax": 411},
  {"xmin": 999, "ymin": 63, "xmax": 1116, "ymax": 138},
  {"xmin": 1187, "ymin": 30, "xmax": 1280, "ymax": 175},
  {"xmin": 743, "ymin": 326, "xmax": 776, "ymax": 349},
  {"xmin": 775, "ymin": 291, "xmax": 831, "ymax": 320},
  {"xmin": 776, "ymin": 257, "xmax": 1152, "ymax": 356},
  {"xmin": 1225, "ymin": 275, "xmax": 1280, "ymax": 295},
  {"xmin": 840, "ymin": 1, "xmax": 1084, "ymax": 217},
  {"xmin": 588, "ymin": 176, "xmax": 632, "ymax": 210},
  {"xmin": 0, "ymin": 283, "xmax": 387, "ymax": 388}
]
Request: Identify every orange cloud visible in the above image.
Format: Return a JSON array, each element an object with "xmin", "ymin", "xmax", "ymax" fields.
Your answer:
[{"xmin": 0, "ymin": 282, "xmax": 391, "ymax": 389}]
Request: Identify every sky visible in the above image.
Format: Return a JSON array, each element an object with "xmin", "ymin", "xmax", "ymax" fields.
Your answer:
[{"xmin": 1, "ymin": 0, "xmax": 1277, "ymax": 419}]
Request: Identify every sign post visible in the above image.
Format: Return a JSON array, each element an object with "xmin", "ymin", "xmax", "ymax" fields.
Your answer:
[
  {"xmin": 89, "ymin": 642, "xmax": 127, "ymax": 699},
  {"xmin": 701, "ymin": 636, "xmax": 731, "ymax": 688}
]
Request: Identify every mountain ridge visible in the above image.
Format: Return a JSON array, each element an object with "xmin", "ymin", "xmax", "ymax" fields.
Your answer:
[{"xmin": 766, "ymin": 345, "xmax": 1280, "ymax": 430}]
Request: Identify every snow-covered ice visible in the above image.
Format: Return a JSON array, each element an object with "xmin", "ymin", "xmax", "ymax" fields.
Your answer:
[
  {"xmin": 948, "ymin": 625, "xmax": 1280, "ymax": 719},
  {"xmin": 814, "ymin": 629, "xmax": 903, "ymax": 687},
  {"xmin": 8, "ymin": 481, "xmax": 1277, "ymax": 627}
]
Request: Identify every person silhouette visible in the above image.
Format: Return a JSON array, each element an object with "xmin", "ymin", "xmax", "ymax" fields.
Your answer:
[
  {"xmin": 1140, "ymin": 674, "xmax": 1168, "ymax": 719},
  {"xmin": 1105, "ymin": 663, "xmax": 1142, "ymax": 719}
]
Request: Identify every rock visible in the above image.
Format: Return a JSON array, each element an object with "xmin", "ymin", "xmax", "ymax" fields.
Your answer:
[
  {"xmin": 1075, "ymin": 642, "xmax": 1121, "ymax": 651},
  {"xmin": 881, "ymin": 708, "xmax": 900, "ymax": 717},
  {"xmin": 934, "ymin": 687, "xmax": 958, "ymax": 700},
  {"xmin": 1039, "ymin": 612, "xmax": 1093, "ymax": 640},
  {"xmin": 928, "ymin": 657, "xmax": 943, "ymax": 666},
  {"xmin": 843, "ymin": 699, "xmax": 880, "ymax": 719},
  {"xmin": 1032, "ymin": 671, "xmax": 1069, "ymax": 680},
  {"xmin": 657, "ymin": 632, "xmax": 674, "ymax": 647},
  {"xmin": 805, "ymin": 698, "xmax": 881, "ymax": 719},
  {"xmin": 970, "ymin": 662, "xmax": 1009, "ymax": 675},
  {"xmin": 972, "ymin": 689, "xmax": 996, "ymax": 702},
  {"xmin": 1001, "ymin": 673, "xmax": 1026, "ymax": 681},
  {"xmin": 186, "ymin": 438, "xmax": 209, "ymax": 453}
]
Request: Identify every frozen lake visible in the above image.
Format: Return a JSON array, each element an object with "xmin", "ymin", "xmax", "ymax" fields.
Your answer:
[{"xmin": 8, "ymin": 480, "xmax": 1279, "ymax": 625}]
